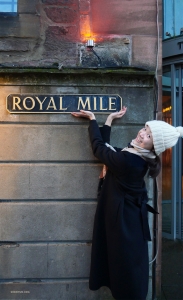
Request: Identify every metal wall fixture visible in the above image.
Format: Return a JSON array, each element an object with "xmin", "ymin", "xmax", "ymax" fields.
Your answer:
[{"xmin": 86, "ymin": 39, "xmax": 102, "ymax": 67}]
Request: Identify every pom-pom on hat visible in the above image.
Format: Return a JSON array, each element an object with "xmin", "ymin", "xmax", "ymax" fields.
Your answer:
[{"xmin": 146, "ymin": 120, "xmax": 183, "ymax": 156}]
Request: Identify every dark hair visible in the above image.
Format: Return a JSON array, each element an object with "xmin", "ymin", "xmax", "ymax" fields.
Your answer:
[{"xmin": 145, "ymin": 155, "xmax": 161, "ymax": 178}]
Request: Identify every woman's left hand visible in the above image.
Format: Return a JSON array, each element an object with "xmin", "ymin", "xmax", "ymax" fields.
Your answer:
[
  {"xmin": 71, "ymin": 110, "xmax": 96, "ymax": 120},
  {"xmin": 109, "ymin": 106, "xmax": 127, "ymax": 120}
]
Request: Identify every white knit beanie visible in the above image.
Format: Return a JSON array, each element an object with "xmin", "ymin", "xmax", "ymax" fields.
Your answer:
[{"xmin": 146, "ymin": 120, "xmax": 183, "ymax": 156}]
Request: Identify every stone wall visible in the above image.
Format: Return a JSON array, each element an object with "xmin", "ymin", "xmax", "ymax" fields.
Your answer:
[
  {"xmin": 0, "ymin": 0, "xmax": 162, "ymax": 70},
  {"xmin": 0, "ymin": 70, "xmax": 155, "ymax": 299},
  {"xmin": 0, "ymin": 0, "xmax": 162, "ymax": 298}
]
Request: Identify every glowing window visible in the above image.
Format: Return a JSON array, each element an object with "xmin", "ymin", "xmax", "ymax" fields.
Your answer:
[{"xmin": 0, "ymin": 0, "xmax": 17, "ymax": 13}]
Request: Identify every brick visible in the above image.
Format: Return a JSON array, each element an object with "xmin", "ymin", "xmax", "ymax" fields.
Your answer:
[
  {"xmin": 0, "ymin": 282, "xmax": 113, "ymax": 299},
  {"xmin": 0, "ymin": 38, "xmax": 30, "ymax": 52},
  {"xmin": 44, "ymin": 7, "xmax": 78, "ymax": 23},
  {"xmin": 0, "ymin": 202, "xmax": 96, "ymax": 241}
]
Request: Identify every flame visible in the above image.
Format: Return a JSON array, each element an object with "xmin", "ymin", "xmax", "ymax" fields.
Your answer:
[{"xmin": 80, "ymin": 15, "xmax": 95, "ymax": 42}]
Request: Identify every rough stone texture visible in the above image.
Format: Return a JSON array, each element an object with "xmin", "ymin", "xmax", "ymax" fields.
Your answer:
[
  {"xmin": 91, "ymin": 0, "xmax": 157, "ymax": 36},
  {"xmin": 0, "ymin": 164, "xmax": 101, "ymax": 199},
  {"xmin": 0, "ymin": 202, "xmax": 95, "ymax": 241},
  {"xmin": 0, "ymin": 15, "xmax": 40, "ymax": 38},
  {"xmin": 0, "ymin": 282, "xmax": 113, "ymax": 300},
  {"xmin": 44, "ymin": 7, "xmax": 78, "ymax": 23},
  {"xmin": 79, "ymin": 0, "xmax": 90, "ymax": 13},
  {"xmin": 42, "ymin": 0, "xmax": 78, "ymax": 4},
  {"xmin": 0, "ymin": 125, "xmax": 143, "ymax": 161},
  {"xmin": 132, "ymin": 36, "xmax": 157, "ymax": 70},
  {"xmin": 18, "ymin": 0, "xmax": 38, "ymax": 13},
  {"xmin": 80, "ymin": 37, "xmax": 131, "ymax": 67},
  {"xmin": 0, "ymin": 243, "xmax": 91, "ymax": 278},
  {"xmin": 0, "ymin": 244, "xmax": 47, "ymax": 278},
  {"xmin": 0, "ymin": 71, "xmax": 156, "ymax": 299},
  {"xmin": 43, "ymin": 26, "xmax": 78, "ymax": 65},
  {"xmin": 0, "ymin": 39, "xmax": 30, "ymax": 52}
]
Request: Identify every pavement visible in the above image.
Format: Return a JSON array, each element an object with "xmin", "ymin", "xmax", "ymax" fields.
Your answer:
[{"xmin": 160, "ymin": 238, "xmax": 183, "ymax": 300}]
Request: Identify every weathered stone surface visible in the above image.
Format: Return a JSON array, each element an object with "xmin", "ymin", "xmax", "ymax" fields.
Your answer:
[
  {"xmin": 0, "ymin": 15, "xmax": 40, "ymax": 38},
  {"xmin": 0, "ymin": 202, "xmax": 95, "ymax": 241},
  {"xmin": 18, "ymin": 0, "xmax": 38, "ymax": 13},
  {"xmin": 0, "ymin": 125, "xmax": 143, "ymax": 161},
  {"xmin": 0, "ymin": 82, "xmax": 154, "ymax": 124},
  {"xmin": 91, "ymin": 0, "xmax": 157, "ymax": 36},
  {"xmin": 42, "ymin": 0, "xmax": 78, "ymax": 4},
  {"xmin": 79, "ymin": 0, "xmax": 90, "ymax": 13},
  {"xmin": 29, "ymin": 164, "xmax": 100, "ymax": 199},
  {"xmin": 0, "ymin": 243, "xmax": 91, "ymax": 278},
  {"xmin": 0, "ymin": 281, "xmax": 113, "ymax": 300},
  {"xmin": 0, "ymin": 165, "xmax": 30, "ymax": 199},
  {"xmin": 43, "ymin": 26, "xmax": 78, "ymax": 63},
  {"xmin": 0, "ymin": 39, "xmax": 30, "ymax": 52},
  {"xmin": 44, "ymin": 7, "xmax": 78, "ymax": 23},
  {"xmin": 0, "ymin": 164, "xmax": 101, "ymax": 199},
  {"xmin": 80, "ymin": 37, "xmax": 131, "ymax": 67},
  {"xmin": 132, "ymin": 36, "xmax": 157, "ymax": 70},
  {"xmin": 48, "ymin": 243, "xmax": 91, "ymax": 277},
  {"xmin": 0, "ymin": 244, "xmax": 47, "ymax": 278}
]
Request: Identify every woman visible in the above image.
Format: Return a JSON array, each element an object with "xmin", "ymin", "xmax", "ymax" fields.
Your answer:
[{"xmin": 71, "ymin": 108, "xmax": 183, "ymax": 300}]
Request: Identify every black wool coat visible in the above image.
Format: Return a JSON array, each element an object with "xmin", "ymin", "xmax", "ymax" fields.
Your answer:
[{"xmin": 88, "ymin": 120, "xmax": 152, "ymax": 300}]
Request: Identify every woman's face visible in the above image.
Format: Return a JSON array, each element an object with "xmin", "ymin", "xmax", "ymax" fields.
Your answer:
[{"xmin": 132, "ymin": 125, "xmax": 153, "ymax": 150}]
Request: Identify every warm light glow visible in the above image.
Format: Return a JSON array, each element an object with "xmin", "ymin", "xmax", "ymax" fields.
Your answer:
[
  {"xmin": 163, "ymin": 106, "xmax": 172, "ymax": 113},
  {"xmin": 80, "ymin": 15, "xmax": 91, "ymax": 40}
]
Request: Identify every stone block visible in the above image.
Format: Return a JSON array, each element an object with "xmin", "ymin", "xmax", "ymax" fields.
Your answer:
[
  {"xmin": 29, "ymin": 164, "xmax": 101, "ymax": 199},
  {"xmin": 0, "ymin": 15, "xmax": 40, "ymax": 38},
  {"xmin": 91, "ymin": 0, "xmax": 157, "ymax": 36},
  {"xmin": 0, "ymin": 163, "xmax": 101, "ymax": 199},
  {"xmin": 44, "ymin": 7, "xmax": 78, "ymax": 23},
  {"xmin": 132, "ymin": 36, "xmax": 158, "ymax": 70},
  {"xmin": 0, "ymin": 38, "xmax": 30, "ymax": 52},
  {"xmin": 47, "ymin": 243, "xmax": 91, "ymax": 277},
  {"xmin": 79, "ymin": 0, "xmax": 90, "ymax": 13},
  {"xmin": 0, "ymin": 281, "xmax": 113, "ymax": 299},
  {"xmin": 0, "ymin": 164, "xmax": 30, "ymax": 199},
  {"xmin": 0, "ymin": 244, "xmax": 47, "ymax": 278},
  {"xmin": 0, "ymin": 124, "xmax": 144, "ymax": 161},
  {"xmin": 0, "ymin": 202, "xmax": 96, "ymax": 241},
  {"xmin": 80, "ymin": 37, "xmax": 131, "ymax": 67},
  {"xmin": 42, "ymin": 0, "xmax": 78, "ymax": 4},
  {"xmin": 18, "ymin": 0, "xmax": 38, "ymax": 13},
  {"xmin": 0, "ymin": 243, "xmax": 91, "ymax": 278},
  {"xmin": 43, "ymin": 26, "xmax": 78, "ymax": 63}
]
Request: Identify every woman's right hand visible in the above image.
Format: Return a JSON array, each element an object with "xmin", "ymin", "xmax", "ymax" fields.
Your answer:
[{"xmin": 71, "ymin": 110, "xmax": 96, "ymax": 120}]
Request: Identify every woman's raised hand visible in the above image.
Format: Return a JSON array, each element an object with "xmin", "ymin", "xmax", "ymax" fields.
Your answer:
[
  {"xmin": 105, "ymin": 106, "xmax": 127, "ymax": 126},
  {"xmin": 109, "ymin": 106, "xmax": 127, "ymax": 120},
  {"xmin": 71, "ymin": 110, "xmax": 96, "ymax": 120}
]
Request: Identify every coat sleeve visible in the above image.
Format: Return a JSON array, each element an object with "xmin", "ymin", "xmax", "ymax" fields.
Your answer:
[
  {"xmin": 88, "ymin": 120, "xmax": 126, "ymax": 173},
  {"xmin": 99, "ymin": 125, "xmax": 111, "ymax": 143}
]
